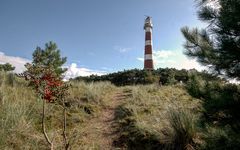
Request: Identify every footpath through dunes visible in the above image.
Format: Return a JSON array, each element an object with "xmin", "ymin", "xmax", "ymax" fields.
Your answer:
[{"xmin": 78, "ymin": 88, "xmax": 132, "ymax": 149}]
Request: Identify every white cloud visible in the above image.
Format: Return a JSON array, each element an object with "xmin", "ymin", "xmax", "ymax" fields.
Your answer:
[
  {"xmin": 137, "ymin": 57, "xmax": 144, "ymax": 62},
  {"xmin": 0, "ymin": 51, "xmax": 106, "ymax": 80},
  {"xmin": 114, "ymin": 46, "xmax": 132, "ymax": 53},
  {"xmin": 153, "ymin": 50, "xmax": 175, "ymax": 58},
  {"xmin": 64, "ymin": 63, "xmax": 106, "ymax": 81},
  {"xmin": 172, "ymin": 58, "xmax": 205, "ymax": 70},
  {"xmin": 137, "ymin": 49, "xmax": 206, "ymax": 71},
  {"xmin": 152, "ymin": 50, "xmax": 177, "ymax": 66},
  {"xmin": 0, "ymin": 51, "xmax": 31, "ymax": 73}
]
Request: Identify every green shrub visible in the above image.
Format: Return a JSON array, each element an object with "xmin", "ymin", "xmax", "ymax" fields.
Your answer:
[
  {"xmin": 186, "ymin": 73, "xmax": 240, "ymax": 149},
  {"xmin": 186, "ymin": 73, "xmax": 205, "ymax": 98},
  {"xmin": 203, "ymin": 126, "xmax": 240, "ymax": 150}
]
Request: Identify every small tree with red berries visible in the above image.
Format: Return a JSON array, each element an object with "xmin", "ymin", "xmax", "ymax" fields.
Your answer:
[{"xmin": 24, "ymin": 42, "xmax": 69, "ymax": 150}]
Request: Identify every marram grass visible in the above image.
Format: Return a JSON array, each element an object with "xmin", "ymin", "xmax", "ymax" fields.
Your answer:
[
  {"xmin": 115, "ymin": 84, "xmax": 202, "ymax": 149},
  {"xmin": 0, "ymin": 73, "xmax": 116, "ymax": 149},
  {"xmin": 0, "ymin": 72, "xmax": 203, "ymax": 149}
]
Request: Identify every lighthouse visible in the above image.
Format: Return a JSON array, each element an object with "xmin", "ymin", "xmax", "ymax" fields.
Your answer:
[{"xmin": 144, "ymin": 16, "xmax": 154, "ymax": 70}]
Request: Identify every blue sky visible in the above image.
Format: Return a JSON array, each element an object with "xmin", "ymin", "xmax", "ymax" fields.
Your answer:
[{"xmin": 0, "ymin": 0, "xmax": 206, "ymax": 78}]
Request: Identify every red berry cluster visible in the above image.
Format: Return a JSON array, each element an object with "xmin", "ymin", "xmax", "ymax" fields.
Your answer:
[{"xmin": 32, "ymin": 72, "xmax": 64, "ymax": 102}]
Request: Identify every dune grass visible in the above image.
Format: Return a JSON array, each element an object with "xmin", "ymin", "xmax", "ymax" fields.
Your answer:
[
  {"xmin": 115, "ymin": 84, "xmax": 202, "ymax": 149},
  {"xmin": 0, "ymin": 72, "xmax": 204, "ymax": 149},
  {"xmin": 0, "ymin": 72, "xmax": 117, "ymax": 149}
]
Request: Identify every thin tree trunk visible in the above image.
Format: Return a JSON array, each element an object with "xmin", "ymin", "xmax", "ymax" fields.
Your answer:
[
  {"xmin": 42, "ymin": 99, "xmax": 53, "ymax": 150},
  {"xmin": 62, "ymin": 97, "xmax": 69, "ymax": 150}
]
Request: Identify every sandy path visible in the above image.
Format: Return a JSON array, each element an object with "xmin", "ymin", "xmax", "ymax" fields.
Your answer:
[{"xmin": 80, "ymin": 89, "xmax": 130, "ymax": 150}]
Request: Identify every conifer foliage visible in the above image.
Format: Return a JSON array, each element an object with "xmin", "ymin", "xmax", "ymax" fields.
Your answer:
[
  {"xmin": 181, "ymin": 0, "xmax": 240, "ymax": 79},
  {"xmin": 29, "ymin": 41, "xmax": 67, "ymax": 77}
]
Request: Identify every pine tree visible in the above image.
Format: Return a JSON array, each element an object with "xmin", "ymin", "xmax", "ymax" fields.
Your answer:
[
  {"xmin": 24, "ymin": 41, "xmax": 69, "ymax": 150},
  {"xmin": 25, "ymin": 41, "xmax": 67, "ymax": 78},
  {"xmin": 181, "ymin": 0, "xmax": 240, "ymax": 80}
]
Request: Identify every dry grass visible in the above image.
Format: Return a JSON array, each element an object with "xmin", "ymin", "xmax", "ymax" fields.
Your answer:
[
  {"xmin": 0, "ymin": 72, "xmax": 47, "ymax": 149},
  {"xmin": 0, "ymin": 72, "xmax": 117, "ymax": 149},
  {"xmin": 0, "ymin": 72, "xmax": 203, "ymax": 149},
  {"xmin": 115, "ymin": 84, "xmax": 202, "ymax": 149}
]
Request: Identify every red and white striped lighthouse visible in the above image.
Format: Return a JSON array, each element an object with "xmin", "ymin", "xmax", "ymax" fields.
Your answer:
[{"xmin": 144, "ymin": 16, "xmax": 154, "ymax": 70}]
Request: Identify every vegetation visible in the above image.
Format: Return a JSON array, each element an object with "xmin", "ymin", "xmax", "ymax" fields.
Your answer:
[
  {"xmin": 181, "ymin": 0, "xmax": 240, "ymax": 79},
  {"xmin": 75, "ymin": 69, "xmax": 159, "ymax": 86},
  {"xmin": 1, "ymin": 69, "xmax": 239, "ymax": 149},
  {"xmin": 186, "ymin": 73, "xmax": 240, "ymax": 149},
  {"xmin": 74, "ymin": 68, "xmax": 223, "ymax": 86},
  {"xmin": 182, "ymin": 0, "xmax": 240, "ymax": 149},
  {"xmin": 0, "ymin": 0, "xmax": 239, "ymax": 149},
  {"xmin": 114, "ymin": 84, "xmax": 202, "ymax": 149},
  {"xmin": 25, "ymin": 41, "xmax": 67, "ymax": 78},
  {"xmin": 0, "ymin": 72, "xmax": 117, "ymax": 149},
  {"xmin": 23, "ymin": 41, "xmax": 69, "ymax": 149},
  {"xmin": 0, "ymin": 63, "xmax": 15, "ymax": 72},
  {"xmin": 0, "ymin": 71, "xmax": 203, "ymax": 149}
]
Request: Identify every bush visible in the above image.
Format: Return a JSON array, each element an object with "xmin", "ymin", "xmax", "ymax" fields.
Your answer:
[
  {"xmin": 186, "ymin": 73, "xmax": 240, "ymax": 149},
  {"xmin": 203, "ymin": 126, "xmax": 240, "ymax": 150},
  {"xmin": 186, "ymin": 73, "xmax": 205, "ymax": 98}
]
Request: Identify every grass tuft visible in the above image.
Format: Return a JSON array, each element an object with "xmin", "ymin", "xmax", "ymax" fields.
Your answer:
[{"xmin": 167, "ymin": 109, "xmax": 199, "ymax": 150}]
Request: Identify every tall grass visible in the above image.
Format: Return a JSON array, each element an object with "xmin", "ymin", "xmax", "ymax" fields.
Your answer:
[
  {"xmin": 167, "ymin": 109, "xmax": 199, "ymax": 150},
  {"xmin": 67, "ymin": 81, "xmax": 116, "ymax": 116},
  {"xmin": 115, "ymin": 84, "xmax": 202, "ymax": 149},
  {"xmin": 0, "ymin": 72, "xmax": 46, "ymax": 149},
  {"xmin": 0, "ymin": 72, "xmax": 117, "ymax": 149},
  {"xmin": 0, "ymin": 72, "xmax": 206, "ymax": 149}
]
